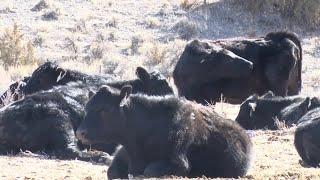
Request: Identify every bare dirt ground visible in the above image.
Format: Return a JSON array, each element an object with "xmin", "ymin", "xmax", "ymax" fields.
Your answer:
[{"xmin": 0, "ymin": 0, "xmax": 320, "ymax": 179}]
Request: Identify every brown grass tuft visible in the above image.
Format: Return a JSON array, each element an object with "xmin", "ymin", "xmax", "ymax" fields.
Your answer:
[
  {"xmin": 274, "ymin": 117, "xmax": 289, "ymax": 130},
  {"xmin": 0, "ymin": 23, "xmax": 39, "ymax": 71},
  {"xmin": 145, "ymin": 42, "xmax": 169, "ymax": 65},
  {"xmin": 173, "ymin": 18, "xmax": 198, "ymax": 40},
  {"xmin": 180, "ymin": 0, "xmax": 200, "ymax": 10},
  {"xmin": 231, "ymin": 0, "xmax": 320, "ymax": 30}
]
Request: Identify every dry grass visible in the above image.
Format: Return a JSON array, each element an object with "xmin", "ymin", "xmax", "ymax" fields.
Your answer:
[
  {"xmin": 180, "ymin": 0, "xmax": 202, "ymax": 10},
  {"xmin": 231, "ymin": 0, "xmax": 320, "ymax": 30},
  {"xmin": 0, "ymin": 23, "xmax": 39, "ymax": 70},
  {"xmin": 0, "ymin": 155, "xmax": 108, "ymax": 179},
  {"xmin": 145, "ymin": 42, "xmax": 169, "ymax": 65},
  {"xmin": 173, "ymin": 18, "xmax": 198, "ymax": 40},
  {"xmin": 2, "ymin": 127, "xmax": 320, "ymax": 179},
  {"xmin": 0, "ymin": 0, "xmax": 320, "ymax": 179}
]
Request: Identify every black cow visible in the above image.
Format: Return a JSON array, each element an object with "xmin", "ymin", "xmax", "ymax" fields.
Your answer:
[
  {"xmin": 76, "ymin": 85, "xmax": 252, "ymax": 179},
  {"xmin": 235, "ymin": 92, "xmax": 314, "ymax": 130},
  {"xmin": 174, "ymin": 31, "xmax": 302, "ymax": 104},
  {"xmin": 295, "ymin": 107, "xmax": 320, "ymax": 167},
  {"xmin": 0, "ymin": 62, "xmax": 114, "ymax": 107},
  {"xmin": 23, "ymin": 62, "xmax": 172, "ymax": 97},
  {"xmin": 0, "ymin": 82, "xmax": 110, "ymax": 162},
  {"xmin": 0, "ymin": 77, "xmax": 30, "ymax": 108},
  {"xmin": 23, "ymin": 61, "xmax": 115, "ymax": 95},
  {"xmin": 173, "ymin": 39, "xmax": 253, "ymax": 104},
  {"xmin": 0, "ymin": 67, "xmax": 174, "ymax": 158}
]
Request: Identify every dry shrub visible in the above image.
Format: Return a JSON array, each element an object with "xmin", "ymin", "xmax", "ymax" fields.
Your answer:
[
  {"xmin": 180, "ymin": 0, "xmax": 201, "ymax": 10},
  {"xmin": 273, "ymin": 117, "xmax": 288, "ymax": 130},
  {"xmin": 145, "ymin": 17, "xmax": 160, "ymax": 28},
  {"xmin": 232, "ymin": 0, "xmax": 320, "ymax": 29},
  {"xmin": 31, "ymin": 0, "xmax": 49, "ymax": 12},
  {"xmin": 173, "ymin": 18, "xmax": 198, "ymax": 40},
  {"xmin": 130, "ymin": 36, "xmax": 144, "ymax": 55},
  {"xmin": 146, "ymin": 42, "xmax": 169, "ymax": 66},
  {"xmin": 42, "ymin": 9, "xmax": 59, "ymax": 21},
  {"xmin": 0, "ymin": 23, "xmax": 39, "ymax": 70}
]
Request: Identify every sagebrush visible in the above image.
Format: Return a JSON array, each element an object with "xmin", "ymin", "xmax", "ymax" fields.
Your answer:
[
  {"xmin": 232, "ymin": 0, "xmax": 320, "ymax": 29},
  {"xmin": 0, "ymin": 23, "xmax": 38, "ymax": 70}
]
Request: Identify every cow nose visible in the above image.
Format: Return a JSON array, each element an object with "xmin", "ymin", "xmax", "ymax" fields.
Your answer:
[{"xmin": 76, "ymin": 128, "xmax": 87, "ymax": 140}]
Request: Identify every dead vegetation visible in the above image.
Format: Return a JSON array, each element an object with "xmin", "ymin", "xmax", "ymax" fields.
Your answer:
[
  {"xmin": 31, "ymin": 0, "xmax": 49, "ymax": 12},
  {"xmin": 173, "ymin": 18, "xmax": 198, "ymax": 40},
  {"xmin": 0, "ymin": 0, "xmax": 320, "ymax": 179},
  {"xmin": 41, "ymin": 10, "xmax": 59, "ymax": 21},
  {"xmin": 231, "ymin": 0, "xmax": 320, "ymax": 30},
  {"xmin": 0, "ymin": 23, "xmax": 38, "ymax": 70}
]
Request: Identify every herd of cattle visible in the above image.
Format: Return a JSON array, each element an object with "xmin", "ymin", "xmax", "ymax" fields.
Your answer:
[{"xmin": 0, "ymin": 31, "xmax": 319, "ymax": 178}]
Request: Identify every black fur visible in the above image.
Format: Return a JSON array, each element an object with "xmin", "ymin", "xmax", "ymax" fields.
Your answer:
[
  {"xmin": 77, "ymin": 85, "xmax": 252, "ymax": 178},
  {"xmin": 0, "ymin": 82, "xmax": 110, "ymax": 162},
  {"xmin": 174, "ymin": 31, "xmax": 302, "ymax": 104},
  {"xmin": 23, "ymin": 61, "xmax": 115, "ymax": 95},
  {"xmin": 173, "ymin": 39, "xmax": 253, "ymax": 104},
  {"xmin": 235, "ymin": 92, "xmax": 311, "ymax": 130},
  {"xmin": 0, "ymin": 77, "xmax": 30, "ymax": 108},
  {"xmin": 23, "ymin": 62, "xmax": 172, "ymax": 97},
  {"xmin": 295, "ymin": 107, "xmax": 320, "ymax": 167},
  {"xmin": 0, "ymin": 66, "xmax": 174, "ymax": 157}
]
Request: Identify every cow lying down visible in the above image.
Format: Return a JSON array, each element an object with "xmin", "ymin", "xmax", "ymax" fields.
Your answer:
[
  {"xmin": 0, "ymin": 67, "xmax": 174, "ymax": 162},
  {"xmin": 235, "ymin": 91, "xmax": 320, "ymax": 130},
  {"xmin": 0, "ymin": 77, "xmax": 30, "ymax": 108},
  {"xmin": 0, "ymin": 61, "xmax": 115, "ymax": 108},
  {"xmin": 295, "ymin": 107, "xmax": 320, "ymax": 167},
  {"xmin": 76, "ymin": 85, "xmax": 252, "ymax": 179},
  {"xmin": 174, "ymin": 32, "xmax": 302, "ymax": 104}
]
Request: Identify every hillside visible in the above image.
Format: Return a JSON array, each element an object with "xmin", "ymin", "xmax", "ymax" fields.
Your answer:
[{"xmin": 1, "ymin": 0, "xmax": 320, "ymax": 179}]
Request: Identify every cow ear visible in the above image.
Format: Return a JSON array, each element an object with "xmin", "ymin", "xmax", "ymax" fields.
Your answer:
[
  {"xmin": 261, "ymin": 91, "xmax": 274, "ymax": 98},
  {"xmin": 309, "ymin": 97, "xmax": 320, "ymax": 110},
  {"xmin": 88, "ymin": 90, "xmax": 95, "ymax": 99},
  {"xmin": 136, "ymin": 67, "xmax": 150, "ymax": 82},
  {"xmin": 56, "ymin": 68, "xmax": 67, "ymax": 82},
  {"xmin": 248, "ymin": 102, "xmax": 257, "ymax": 117},
  {"xmin": 248, "ymin": 94, "xmax": 259, "ymax": 101},
  {"xmin": 304, "ymin": 97, "xmax": 311, "ymax": 108},
  {"xmin": 249, "ymin": 102, "xmax": 256, "ymax": 111},
  {"xmin": 120, "ymin": 85, "xmax": 132, "ymax": 107}
]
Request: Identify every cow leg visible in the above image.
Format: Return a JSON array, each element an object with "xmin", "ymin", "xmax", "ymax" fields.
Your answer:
[
  {"xmin": 49, "ymin": 125, "xmax": 111, "ymax": 163},
  {"xmin": 77, "ymin": 142, "xmax": 118, "ymax": 155},
  {"xmin": 54, "ymin": 145, "xmax": 112, "ymax": 164},
  {"xmin": 301, "ymin": 132, "xmax": 320, "ymax": 167},
  {"xmin": 144, "ymin": 160, "xmax": 185, "ymax": 177},
  {"xmin": 108, "ymin": 147, "xmax": 129, "ymax": 179}
]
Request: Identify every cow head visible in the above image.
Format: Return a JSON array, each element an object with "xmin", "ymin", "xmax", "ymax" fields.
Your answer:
[
  {"xmin": 23, "ymin": 62, "xmax": 69, "ymax": 94},
  {"xmin": 235, "ymin": 94, "xmax": 260, "ymax": 129},
  {"xmin": 76, "ymin": 85, "xmax": 131, "ymax": 144},
  {"xmin": 135, "ymin": 67, "xmax": 173, "ymax": 95},
  {"xmin": 109, "ymin": 67, "xmax": 173, "ymax": 96},
  {"xmin": 174, "ymin": 39, "xmax": 253, "ymax": 91},
  {"xmin": 264, "ymin": 39, "xmax": 299, "ymax": 96}
]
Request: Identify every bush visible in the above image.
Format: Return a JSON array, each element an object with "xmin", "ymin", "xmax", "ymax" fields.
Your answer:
[
  {"xmin": 173, "ymin": 18, "xmax": 198, "ymax": 40},
  {"xmin": 0, "ymin": 23, "xmax": 39, "ymax": 70},
  {"xmin": 232, "ymin": 0, "xmax": 320, "ymax": 29}
]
